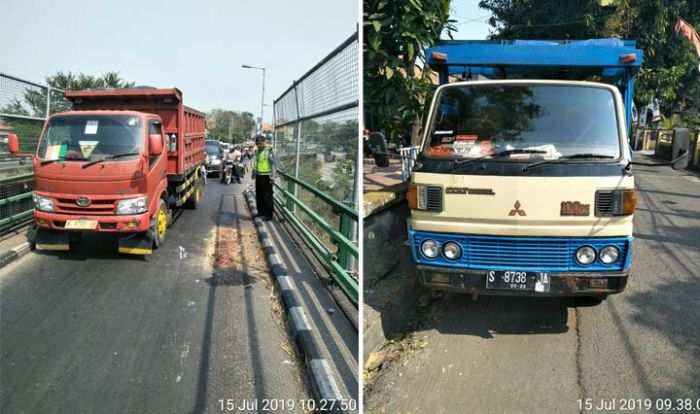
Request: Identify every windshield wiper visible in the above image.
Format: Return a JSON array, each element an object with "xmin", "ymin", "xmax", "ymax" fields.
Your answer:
[
  {"xmin": 522, "ymin": 153, "xmax": 615, "ymax": 172},
  {"xmin": 40, "ymin": 159, "xmax": 58, "ymax": 166},
  {"xmin": 451, "ymin": 149, "xmax": 547, "ymax": 171},
  {"xmin": 82, "ymin": 152, "xmax": 140, "ymax": 169}
]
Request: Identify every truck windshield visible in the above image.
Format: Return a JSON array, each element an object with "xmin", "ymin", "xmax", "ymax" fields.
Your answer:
[
  {"xmin": 425, "ymin": 84, "xmax": 621, "ymax": 161},
  {"xmin": 37, "ymin": 115, "xmax": 142, "ymax": 161}
]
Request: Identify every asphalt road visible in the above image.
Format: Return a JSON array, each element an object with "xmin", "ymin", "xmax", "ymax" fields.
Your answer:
[
  {"xmin": 0, "ymin": 176, "xmax": 310, "ymax": 413},
  {"xmin": 365, "ymin": 163, "xmax": 700, "ymax": 414}
]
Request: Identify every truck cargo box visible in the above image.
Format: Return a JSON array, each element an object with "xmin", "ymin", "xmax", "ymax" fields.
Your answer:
[{"xmin": 65, "ymin": 88, "xmax": 205, "ymax": 179}]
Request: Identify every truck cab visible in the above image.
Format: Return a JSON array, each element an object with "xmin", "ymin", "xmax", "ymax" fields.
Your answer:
[{"xmin": 408, "ymin": 39, "xmax": 644, "ymax": 302}]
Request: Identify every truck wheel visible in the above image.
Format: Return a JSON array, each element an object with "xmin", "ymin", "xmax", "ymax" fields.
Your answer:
[
  {"xmin": 184, "ymin": 182, "xmax": 202, "ymax": 209},
  {"xmin": 153, "ymin": 199, "xmax": 169, "ymax": 248}
]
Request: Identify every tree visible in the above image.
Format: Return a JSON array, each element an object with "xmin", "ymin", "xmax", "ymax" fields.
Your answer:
[
  {"xmin": 364, "ymin": 0, "xmax": 455, "ymax": 145},
  {"xmin": 478, "ymin": 0, "xmax": 700, "ymax": 127},
  {"xmin": 205, "ymin": 109, "xmax": 256, "ymax": 143}
]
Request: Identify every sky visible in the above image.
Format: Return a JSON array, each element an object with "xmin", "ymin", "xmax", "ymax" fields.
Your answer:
[
  {"xmin": 1, "ymin": 0, "xmax": 358, "ymax": 122},
  {"xmin": 450, "ymin": 0, "xmax": 493, "ymax": 39}
]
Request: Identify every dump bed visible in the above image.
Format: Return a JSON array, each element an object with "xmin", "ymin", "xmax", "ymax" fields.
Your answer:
[{"xmin": 65, "ymin": 88, "xmax": 205, "ymax": 179}]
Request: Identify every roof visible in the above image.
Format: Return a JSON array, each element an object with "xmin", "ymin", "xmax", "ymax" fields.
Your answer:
[{"xmin": 426, "ymin": 39, "xmax": 643, "ymax": 79}]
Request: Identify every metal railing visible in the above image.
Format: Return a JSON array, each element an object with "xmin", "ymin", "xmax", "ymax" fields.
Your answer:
[
  {"xmin": 0, "ymin": 173, "xmax": 34, "ymax": 233},
  {"xmin": 1, "ymin": 73, "xmax": 70, "ymax": 153},
  {"xmin": 272, "ymin": 32, "xmax": 359, "ymax": 304},
  {"xmin": 273, "ymin": 171, "xmax": 358, "ymax": 305},
  {"xmin": 399, "ymin": 146, "xmax": 420, "ymax": 181}
]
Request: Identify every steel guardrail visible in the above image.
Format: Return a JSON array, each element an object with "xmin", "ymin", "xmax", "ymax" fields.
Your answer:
[
  {"xmin": 0, "ymin": 172, "xmax": 34, "ymax": 233},
  {"xmin": 272, "ymin": 170, "xmax": 358, "ymax": 305}
]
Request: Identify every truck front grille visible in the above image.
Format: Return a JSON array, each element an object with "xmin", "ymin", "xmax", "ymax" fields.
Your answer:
[
  {"xmin": 426, "ymin": 186, "xmax": 443, "ymax": 212},
  {"xmin": 54, "ymin": 197, "xmax": 117, "ymax": 215},
  {"xmin": 595, "ymin": 191, "xmax": 614, "ymax": 216},
  {"xmin": 411, "ymin": 231, "xmax": 631, "ymax": 272}
]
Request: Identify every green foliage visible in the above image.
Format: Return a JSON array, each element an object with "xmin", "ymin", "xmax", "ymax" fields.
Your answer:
[
  {"xmin": 478, "ymin": 0, "xmax": 700, "ymax": 120},
  {"xmin": 363, "ymin": 0, "xmax": 455, "ymax": 144},
  {"xmin": 660, "ymin": 114, "xmax": 685, "ymax": 129},
  {"xmin": 205, "ymin": 109, "xmax": 256, "ymax": 143}
]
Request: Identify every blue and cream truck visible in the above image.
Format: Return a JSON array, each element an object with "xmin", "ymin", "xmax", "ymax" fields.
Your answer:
[{"xmin": 403, "ymin": 39, "xmax": 687, "ymax": 303}]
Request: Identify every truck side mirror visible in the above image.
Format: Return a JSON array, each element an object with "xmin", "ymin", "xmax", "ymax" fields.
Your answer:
[
  {"xmin": 149, "ymin": 133, "xmax": 163, "ymax": 156},
  {"xmin": 7, "ymin": 134, "xmax": 19, "ymax": 154},
  {"xmin": 368, "ymin": 132, "xmax": 390, "ymax": 167}
]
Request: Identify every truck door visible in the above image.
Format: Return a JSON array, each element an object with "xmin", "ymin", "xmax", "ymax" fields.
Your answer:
[{"xmin": 147, "ymin": 119, "xmax": 168, "ymax": 197}]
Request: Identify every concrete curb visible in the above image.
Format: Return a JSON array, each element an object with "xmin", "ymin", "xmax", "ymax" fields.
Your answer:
[
  {"xmin": 0, "ymin": 241, "xmax": 33, "ymax": 270},
  {"xmin": 243, "ymin": 188, "xmax": 345, "ymax": 411}
]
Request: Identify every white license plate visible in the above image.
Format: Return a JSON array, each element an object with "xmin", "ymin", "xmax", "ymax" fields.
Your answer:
[{"xmin": 65, "ymin": 219, "xmax": 98, "ymax": 230}]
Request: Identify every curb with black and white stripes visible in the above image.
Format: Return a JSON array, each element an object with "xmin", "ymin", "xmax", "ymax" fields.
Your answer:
[
  {"xmin": 243, "ymin": 188, "xmax": 346, "ymax": 412},
  {"xmin": 0, "ymin": 241, "xmax": 32, "ymax": 270}
]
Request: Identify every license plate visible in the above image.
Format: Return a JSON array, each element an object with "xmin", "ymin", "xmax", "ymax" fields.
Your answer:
[
  {"xmin": 65, "ymin": 219, "xmax": 98, "ymax": 230},
  {"xmin": 486, "ymin": 270, "xmax": 551, "ymax": 292}
]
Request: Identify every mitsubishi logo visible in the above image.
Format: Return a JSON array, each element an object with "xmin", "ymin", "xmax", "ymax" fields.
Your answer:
[
  {"xmin": 76, "ymin": 196, "xmax": 91, "ymax": 207},
  {"xmin": 509, "ymin": 200, "xmax": 526, "ymax": 216}
]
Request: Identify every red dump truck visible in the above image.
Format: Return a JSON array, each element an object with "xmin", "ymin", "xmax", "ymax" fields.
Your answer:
[{"xmin": 8, "ymin": 87, "xmax": 205, "ymax": 254}]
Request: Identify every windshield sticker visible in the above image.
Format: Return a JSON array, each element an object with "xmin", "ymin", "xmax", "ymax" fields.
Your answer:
[
  {"xmin": 433, "ymin": 130, "xmax": 454, "ymax": 135},
  {"xmin": 127, "ymin": 117, "xmax": 137, "ymax": 126},
  {"xmin": 480, "ymin": 140, "xmax": 494, "ymax": 156},
  {"xmin": 440, "ymin": 136, "xmax": 456, "ymax": 144},
  {"xmin": 84, "ymin": 120, "xmax": 99, "ymax": 135},
  {"xmin": 45, "ymin": 144, "xmax": 66, "ymax": 161},
  {"xmin": 79, "ymin": 141, "xmax": 99, "ymax": 159},
  {"xmin": 456, "ymin": 134, "xmax": 478, "ymax": 142},
  {"xmin": 453, "ymin": 140, "xmax": 476, "ymax": 156},
  {"xmin": 429, "ymin": 145, "xmax": 454, "ymax": 157}
]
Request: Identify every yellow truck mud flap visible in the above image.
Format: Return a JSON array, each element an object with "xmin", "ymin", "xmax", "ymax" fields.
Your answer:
[
  {"xmin": 118, "ymin": 232, "xmax": 154, "ymax": 255},
  {"xmin": 35, "ymin": 229, "xmax": 70, "ymax": 251}
]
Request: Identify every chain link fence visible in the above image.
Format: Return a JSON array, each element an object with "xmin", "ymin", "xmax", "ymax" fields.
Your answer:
[
  {"xmin": 273, "ymin": 32, "xmax": 360, "ymax": 281},
  {"xmin": 0, "ymin": 73, "xmax": 71, "ymax": 155}
]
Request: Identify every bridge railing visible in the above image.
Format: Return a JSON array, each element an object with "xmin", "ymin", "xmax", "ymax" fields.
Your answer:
[
  {"xmin": 272, "ymin": 32, "xmax": 359, "ymax": 304},
  {"xmin": 273, "ymin": 171, "xmax": 358, "ymax": 305},
  {"xmin": 0, "ymin": 173, "xmax": 34, "ymax": 233}
]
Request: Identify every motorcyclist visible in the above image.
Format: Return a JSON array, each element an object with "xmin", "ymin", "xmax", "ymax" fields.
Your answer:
[{"xmin": 221, "ymin": 147, "xmax": 238, "ymax": 183}]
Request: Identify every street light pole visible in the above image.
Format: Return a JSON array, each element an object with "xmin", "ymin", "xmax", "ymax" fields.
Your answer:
[{"xmin": 242, "ymin": 64, "xmax": 266, "ymax": 135}]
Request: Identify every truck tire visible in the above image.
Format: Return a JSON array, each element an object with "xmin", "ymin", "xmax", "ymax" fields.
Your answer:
[
  {"xmin": 184, "ymin": 181, "xmax": 202, "ymax": 209},
  {"xmin": 153, "ymin": 199, "xmax": 169, "ymax": 248}
]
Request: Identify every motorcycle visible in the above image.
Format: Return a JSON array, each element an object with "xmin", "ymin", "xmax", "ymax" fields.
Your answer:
[{"xmin": 222, "ymin": 160, "xmax": 235, "ymax": 185}]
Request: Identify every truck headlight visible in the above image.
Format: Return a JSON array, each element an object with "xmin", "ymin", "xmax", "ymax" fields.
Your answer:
[
  {"xmin": 443, "ymin": 241, "xmax": 462, "ymax": 260},
  {"xmin": 576, "ymin": 246, "xmax": 597, "ymax": 265},
  {"xmin": 599, "ymin": 245, "xmax": 620, "ymax": 264},
  {"xmin": 421, "ymin": 239, "xmax": 440, "ymax": 258},
  {"xmin": 117, "ymin": 196, "xmax": 148, "ymax": 215},
  {"xmin": 33, "ymin": 194, "xmax": 55, "ymax": 212}
]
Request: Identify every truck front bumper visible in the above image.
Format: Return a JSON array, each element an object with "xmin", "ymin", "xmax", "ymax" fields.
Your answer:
[
  {"xmin": 34, "ymin": 210, "xmax": 151, "ymax": 233},
  {"xmin": 417, "ymin": 264, "xmax": 628, "ymax": 297}
]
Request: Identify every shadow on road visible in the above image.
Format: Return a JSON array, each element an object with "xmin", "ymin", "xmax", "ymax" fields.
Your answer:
[{"xmin": 413, "ymin": 295, "xmax": 571, "ymax": 339}]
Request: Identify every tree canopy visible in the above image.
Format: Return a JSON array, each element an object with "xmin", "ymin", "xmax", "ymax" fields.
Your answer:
[
  {"xmin": 205, "ymin": 109, "xmax": 257, "ymax": 143},
  {"xmin": 363, "ymin": 0, "xmax": 455, "ymax": 145},
  {"xmin": 479, "ymin": 0, "xmax": 700, "ymax": 126}
]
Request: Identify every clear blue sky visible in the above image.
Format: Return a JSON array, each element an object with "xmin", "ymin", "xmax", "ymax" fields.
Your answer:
[
  {"xmin": 1, "ymin": 0, "xmax": 358, "ymax": 122},
  {"xmin": 450, "ymin": 0, "xmax": 493, "ymax": 39}
]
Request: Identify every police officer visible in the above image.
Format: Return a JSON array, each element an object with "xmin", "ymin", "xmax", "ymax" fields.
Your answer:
[{"xmin": 251, "ymin": 135, "xmax": 276, "ymax": 220}]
